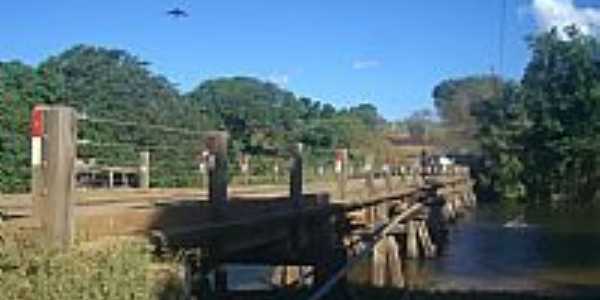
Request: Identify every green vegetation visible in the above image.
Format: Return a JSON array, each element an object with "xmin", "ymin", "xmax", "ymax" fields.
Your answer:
[
  {"xmin": 433, "ymin": 75, "xmax": 502, "ymax": 152},
  {"xmin": 0, "ymin": 45, "xmax": 387, "ymax": 193},
  {"xmin": 0, "ymin": 228, "xmax": 184, "ymax": 300},
  {"xmin": 432, "ymin": 26, "xmax": 600, "ymax": 206}
]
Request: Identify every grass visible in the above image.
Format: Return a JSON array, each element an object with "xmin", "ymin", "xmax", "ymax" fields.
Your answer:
[{"xmin": 0, "ymin": 227, "xmax": 185, "ymax": 300}]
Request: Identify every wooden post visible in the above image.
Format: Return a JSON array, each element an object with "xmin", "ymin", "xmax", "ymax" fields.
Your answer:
[
  {"xmin": 335, "ymin": 149, "xmax": 348, "ymax": 200},
  {"xmin": 290, "ymin": 143, "xmax": 303, "ymax": 209},
  {"xmin": 41, "ymin": 106, "xmax": 77, "ymax": 249},
  {"xmin": 272, "ymin": 163, "xmax": 280, "ymax": 184},
  {"xmin": 206, "ymin": 131, "xmax": 228, "ymax": 218},
  {"xmin": 406, "ymin": 220, "xmax": 419, "ymax": 259},
  {"xmin": 366, "ymin": 170, "xmax": 375, "ymax": 197},
  {"xmin": 371, "ymin": 238, "xmax": 387, "ymax": 286},
  {"xmin": 214, "ymin": 267, "xmax": 228, "ymax": 295},
  {"xmin": 108, "ymin": 170, "xmax": 114, "ymax": 189},
  {"xmin": 139, "ymin": 151, "xmax": 150, "ymax": 189},
  {"xmin": 387, "ymin": 236, "xmax": 404, "ymax": 287},
  {"xmin": 31, "ymin": 105, "xmax": 47, "ymax": 224},
  {"xmin": 417, "ymin": 221, "xmax": 436, "ymax": 258},
  {"xmin": 122, "ymin": 172, "xmax": 129, "ymax": 188},
  {"xmin": 383, "ymin": 163, "xmax": 392, "ymax": 193},
  {"xmin": 364, "ymin": 155, "xmax": 376, "ymax": 197},
  {"xmin": 240, "ymin": 153, "xmax": 250, "ymax": 185}
]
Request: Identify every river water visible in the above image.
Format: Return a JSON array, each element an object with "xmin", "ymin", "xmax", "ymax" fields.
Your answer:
[
  {"xmin": 410, "ymin": 204, "xmax": 600, "ymax": 295},
  {"xmin": 222, "ymin": 204, "xmax": 600, "ymax": 296}
]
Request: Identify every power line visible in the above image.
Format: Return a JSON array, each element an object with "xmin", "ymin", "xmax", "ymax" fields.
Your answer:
[
  {"xmin": 78, "ymin": 114, "xmax": 206, "ymax": 137},
  {"xmin": 498, "ymin": 0, "xmax": 507, "ymax": 77}
]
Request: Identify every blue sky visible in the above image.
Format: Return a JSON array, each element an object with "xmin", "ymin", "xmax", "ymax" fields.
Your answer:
[{"xmin": 2, "ymin": 1, "xmax": 599, "ymax": 119}]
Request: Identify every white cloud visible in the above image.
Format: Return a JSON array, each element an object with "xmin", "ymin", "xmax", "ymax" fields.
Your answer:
[
  {"xmin": 532, "ymin": 0, "xmax": 600, "ymax": 37},
  {"xmin": 352, "ymin": 59, "xmax": 381, "ymax": 70}
]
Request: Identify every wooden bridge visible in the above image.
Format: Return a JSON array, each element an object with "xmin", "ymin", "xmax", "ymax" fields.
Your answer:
[{"xmin": 0, "ymin": 106, "xmax": 477, "ymax": 299}]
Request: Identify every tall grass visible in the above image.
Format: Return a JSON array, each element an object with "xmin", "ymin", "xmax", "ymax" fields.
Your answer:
[{"xmin": 0, "ymin": 228, "xmax": 184, "ymax": 300}]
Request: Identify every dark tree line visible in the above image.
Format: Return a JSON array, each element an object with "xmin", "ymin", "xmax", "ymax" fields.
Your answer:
[
  {"xmin": 0, "ymin": 45, "xmax": 386, "ymax": 193},
  {"xmin": 433, "ymin": 26, "xmax": 600, "ymax": 207}
]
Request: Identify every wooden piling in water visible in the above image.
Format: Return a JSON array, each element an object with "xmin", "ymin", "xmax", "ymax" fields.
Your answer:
[
  {"xmin": 386, "ymin": 236, "xmax": 404, "ymax": 288},
  {"xmin": 214, "ymin": 267, "xmax": 228, "ymax": 295},
  {"xmin": 417, "ymin": 220, "xmax": 436, "ymax": 258},
  {"xmin": 371, "ymin": 237, "xmax": 387, "ymax": 286},
  {"xmin": 406, "ymin": 220, "xmax": 419, "ymax": 259}
]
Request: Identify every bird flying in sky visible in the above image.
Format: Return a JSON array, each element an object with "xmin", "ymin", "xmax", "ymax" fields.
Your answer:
[{"xmin": 166, "ymin": 7, "xmax": 188, "ymax": 18}]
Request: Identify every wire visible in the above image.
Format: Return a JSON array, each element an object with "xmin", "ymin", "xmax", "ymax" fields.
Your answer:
[
  {"xmin": 77, "ymin": 140, "xmax": 136, "ymax": 148},
  {"xmin": 77, "ymin": 140, "xmax": 203, "ymax": 153},
  {"xmin": 498, "ymin": 0, "xmax": 507, "ymax": 77},
  {"xmin": 78, "ymin": 114, "xmax": 206, "ymax": 137}
]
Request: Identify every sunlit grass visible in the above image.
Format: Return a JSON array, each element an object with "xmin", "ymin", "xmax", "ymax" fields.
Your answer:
[{"xmin": 0, "ymin": 227, "xmax": 184, "ymax": 300}]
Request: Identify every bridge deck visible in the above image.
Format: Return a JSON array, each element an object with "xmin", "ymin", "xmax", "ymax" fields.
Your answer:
[{"xmin": 0, "ymin": 177, "xmax": 468, "ymax": 245}]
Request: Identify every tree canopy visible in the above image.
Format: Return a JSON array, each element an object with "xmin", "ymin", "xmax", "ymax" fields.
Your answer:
[
  {"xmin": 432, "ymin": 75, "xmax": 502, "ymax": 152},
  {"xmin": 0, "ymin": 45, "xmax": 387, "ymax": 193},
  {"xmin": 435, "ymin": 26, "xmax": 600, "ymax": 206}
]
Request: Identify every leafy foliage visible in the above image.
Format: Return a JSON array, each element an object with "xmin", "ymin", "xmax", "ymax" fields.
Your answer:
[
  {"xmin": 0, "ymin": 228, "xmax": 169, "ymax": 300},
  {"xmin": 0, "ymin": 62, "xmax": 63, "ymax": 193},
  {"xmin": 433, "ymin": 75, "xmax": 502, "ymax": 152},
  {"xmin": 0, "ymin": 45, "xmax": 386, "ymax": 193},
  {"xmin": 451, "ymin": 26, "xmax": 600, "ymax": 205}
]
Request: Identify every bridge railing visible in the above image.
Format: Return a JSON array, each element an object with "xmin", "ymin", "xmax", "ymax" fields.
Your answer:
[{"xmin": 28, "ymin": 105, "xmax": 470, "ymax": 249}]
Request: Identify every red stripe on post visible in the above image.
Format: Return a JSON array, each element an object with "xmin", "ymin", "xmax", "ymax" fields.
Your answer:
[{"xmin": 31, "ymin": 106, "xmax": 44, "ymax": 137}]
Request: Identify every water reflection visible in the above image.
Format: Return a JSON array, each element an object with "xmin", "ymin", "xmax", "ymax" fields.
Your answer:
[
  {"xmin": 414, "ymin": 204, "xmax": 600, "ymax": 293},
  {"xmin": 211, "ymin": 205, "xmax": 600, "ymax": 295}
]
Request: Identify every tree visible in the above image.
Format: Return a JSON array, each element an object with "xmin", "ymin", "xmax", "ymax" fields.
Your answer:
[
  {"xmin": 433, "ymin": 75, "xmax": 502, "ymax": 151},
  {"xmin": 0, "ymin": 44, "xmax": 389, "ymax": 192},
  {"xmin": 471, "ymin": 26, "xmax": 600, "ymax": 205},
  {"xmin": 39, "ymin": 45, "xmax": 216, "ymax": 187},
  {"xmin": 519, "ymin": 26, "xmax": 600, "ymax": 203},
  {"xmin": 0, "ymin": 61, "xmax": 63, "ymax": 192}
]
